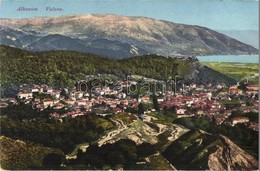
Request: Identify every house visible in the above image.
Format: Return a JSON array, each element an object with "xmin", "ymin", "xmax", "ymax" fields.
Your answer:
[
  {"xmin": 196, "ymin": 110, "xmax": 204, "ymax": 115},
  {"xmin": 45, "ymin": 88, "xmax": 54, "ymax": 93},
  {"xmin": 247, "ymin": 85, "xmax": 259, "ymax": 91},
  {"xmin": 157, "ymin": 97, "xmax": 164, "ymax": 103},
  {"xmin": 117, "ymin": 93, "xmax": 126, "ymax": 99},
  {"xmin": 241, "ymin": 107, "xmax": 251, "ymax": 113},
  {"xmin": 35, "ymin": 104, "xmax": 44, "ymax": 111},
  {"xmin": 112, "ymin": 108, "xmax": 122, "ymax": 113},
  {"xmin": 43, "ymin": 98, "xmax": 54, "ymax": 108},
  {"xmin": 216, "ymin": 84, "xmax": 224, "ymax": 89},
  {"xmin": 76, "ymin": 100, "xmax": 87, "ymax": 106},
  {"xmin": 215, "ymin": 117, "xmax": 226, "ymax": 125},
  {"xmin": 65, "ymin": 98, "xmax": 76, "ymax": 105},
  {"xmin": 50, "ymin": 90, "xmax": 61, "ymax": 99},
  {"xmin": 207, "ymin": 92, "xmax": 212, "ymax": 100},
  {"xmin": 231, "ymin": 117, "xmax": 249, "ymax": 126},
  {"xmin": 71, "ymin": 91, "xmax": 83, "ymax": 99},
  {"xmin": 229, "ymin": 86, "xmax": 243, "ymax": 95},
  {"xmin": 34, "ymin": 98, "xmax": 41, "ymax": 103},
  {"xmin": 0, "ymin": 102, "xmax": 8, "ymax": 108},
  {"xmin": 53, "ymin": 103, "xmax": 64, "ymax": 110},
  {"xmin": 31, "ymin": 87, "xmax": 40, "ymax": 93},
  {"xmin": 141, "ymin": 96, "xmax": 150, "ymax": 103},
  {"xmin": 190, "ymin": 83, "xmax": 197, "ymax": 89},
  {"xmin": 109, "ymin": 102, "xmax": 117, "ymax": 108},
  {"xmin": 248, "ymin": 122, "xmax": 259, "ymax": 131},
  {"xmin": 49, "ymin": 112, "xmax": 60, "ymax": 118},
  {"xmin": 120, "ymin": 100, "xmax": 129, "ymax": 106},
  {"xmin": 6, "ymin": 98, "xmax": 17, "ymax": 104},
  {"xmin": 17, "ymin": 91, "xmax": 33, "ymax": 99},
  {"xmin": 85, "ymin": 101, "xmax": 93, "ymax": 109},
  {"xmin": 176, "ymin": 108, "xmax": 186, "ymax": 115},
  {"xmin": 224, "ymin": 110, "xmax": 232, "ymax": 116}
]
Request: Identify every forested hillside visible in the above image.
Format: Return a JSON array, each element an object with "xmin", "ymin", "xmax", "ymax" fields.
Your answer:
[{"xmin": 0, "ymin": 45, "xmax": 236, "ymax": 97}]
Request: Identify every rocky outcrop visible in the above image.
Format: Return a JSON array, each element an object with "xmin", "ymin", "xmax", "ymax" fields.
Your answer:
[
  {"xmin": 208, "ymin": 135, "xmax": 258, "ymax": 171},
  {"xmin": 162, "ymin": 129, "xmax": 258, "ymax": 170}
]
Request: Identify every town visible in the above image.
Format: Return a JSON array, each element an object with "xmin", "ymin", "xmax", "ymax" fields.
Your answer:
[{"xmin": 0, "ymin": 75, "xmax": 259, "ymax": 132}]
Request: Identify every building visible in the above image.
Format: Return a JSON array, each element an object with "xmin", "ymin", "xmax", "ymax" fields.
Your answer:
[
  {"xmin": 231, "ymin": 117, "xmax": 249, "ymax": 126},
  {"xmin": 17, "ymin": 91, "xmax": 33, "ymax": 99}
]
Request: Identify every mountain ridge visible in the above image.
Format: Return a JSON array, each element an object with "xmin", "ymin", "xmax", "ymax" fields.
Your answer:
[
  {"xmin": 0, "ymin": 45, "xmax": 236, "ymax": 97},
  {"xmin": 0, "ymin": 14, "xmax": 258, "ymax": 58},
  {"xmin": 217, "ymin": 30, "xmax": 258, "ymax": 48}
]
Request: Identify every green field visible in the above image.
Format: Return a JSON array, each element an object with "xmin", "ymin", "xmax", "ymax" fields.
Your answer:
[{"xmin": 202, "ymin": 62, "xmax": 259, "ymax": 84}]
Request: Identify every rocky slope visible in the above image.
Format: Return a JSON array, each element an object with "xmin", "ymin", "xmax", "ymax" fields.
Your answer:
[
  {"xmin": 208, "ymin": 135, "xmax": 258, "ymax": 171},
  {"xmin": 0, "ymin": 14, "xmax": 258, "ymax": 58},
  {"xmin": 162, "ymin": 129, "xmax": 258, "ymax": 170}
]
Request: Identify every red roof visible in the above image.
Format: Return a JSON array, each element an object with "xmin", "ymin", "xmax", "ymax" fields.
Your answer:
[
  {"xmin": 232, "ymin": 116, "xmax": 249, "ymax": 121},
  {"xmin": 112, "ymin": 108, "xmax": 122, "ymax": 112},
  {"xmin": 0, "ymin": 103, "xmax": 8, "ymax": 107}
]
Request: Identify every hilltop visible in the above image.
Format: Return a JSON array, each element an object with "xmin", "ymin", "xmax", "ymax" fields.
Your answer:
[
  {"xmin": 0, "ymin": 45, "xmax": 236, "ymax": 96},
  {"xmin": 0, "ymin": 14, "xmax": 258, "ymax": 58}
]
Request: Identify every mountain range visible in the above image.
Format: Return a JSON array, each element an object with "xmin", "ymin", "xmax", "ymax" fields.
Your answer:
[
  {"xmin": 218, "ymin": 30, "xmax": 258, "ymax": 49},
  {"xmin": 0, "ymin": 14, "xmax": 258, "ymax": 58}
]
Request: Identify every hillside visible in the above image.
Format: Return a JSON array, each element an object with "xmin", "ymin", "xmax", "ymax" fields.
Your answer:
[
  {"xmin": 162, "ymin": 129, "xmax": 258, "ymax": 170},
  {"xmin": 0, "ymin": 14, "xmax": 258, "ymax": 58},
  {"xmin": 0, "ymin": 136, "xmax": 64, "ymax": 170},
  {"xmin": 0, "ymin": 45, "xmax": 236, "ymax": 97}
]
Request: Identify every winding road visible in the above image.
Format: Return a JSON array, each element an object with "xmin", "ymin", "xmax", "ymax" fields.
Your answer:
[{"xmin": 97, "ymin": 118, "xmax": 128, "ymax": 146}]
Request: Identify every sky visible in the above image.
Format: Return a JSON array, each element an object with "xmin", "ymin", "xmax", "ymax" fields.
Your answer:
[{"xmin": 0, "ymin": 0, "xmax": 258, "ymax": 31}]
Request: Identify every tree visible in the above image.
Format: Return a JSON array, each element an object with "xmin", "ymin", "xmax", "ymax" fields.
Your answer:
[
  {"xmin": 163, "ymin": 106, "xmax": 177, "ymax": 119},
  {"xmin": 42, "ymin": 153, "xmax": 63, "ymax": 169},
  {"xmin": 152, "ymin": 94, "xmax": 160, "ymax": 111},
  {"xmin": 60, "ymin": 88, "xmax": 69, "ymax": 98},
  {"xmin": 237, "ymin": 81, "xmax": 248, "ymax": 92},
  {"xmin": 107, "ymin": 151, "xmax": 125, "ymax": 166},
  {"xmin": 138, "ymin": 103, "xmax": 145, "ymax": 115}
]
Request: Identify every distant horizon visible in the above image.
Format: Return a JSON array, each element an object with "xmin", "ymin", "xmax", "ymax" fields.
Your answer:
[{"xmin": 0, "ymin": 0, "xmax": 258, "ymax": 31}]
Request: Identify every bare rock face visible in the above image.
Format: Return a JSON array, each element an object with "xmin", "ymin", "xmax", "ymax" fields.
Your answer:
[
  {"xmin": 0, "ymin": 14, "xmax": 258, "ymax": 58},
  {"xmin": 163, "ymin": 130, "xmax": 258, "ymax": 170},
  {"xmin": 208, "ymin": 135, "xmax": 258, "ymax": 171}
]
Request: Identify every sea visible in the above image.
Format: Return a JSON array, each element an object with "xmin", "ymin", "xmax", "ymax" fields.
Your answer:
[{"xmin": 197, "ymin": 55, "xmax": 259, "ymax": 64}]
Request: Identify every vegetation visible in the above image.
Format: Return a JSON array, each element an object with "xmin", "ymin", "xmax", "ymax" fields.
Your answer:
[
  {"xmin": 203, "ymin": 62, "xmax": 259, "ymax": 84},
  {"xmin": 219, "ymin": 100, "xmax": 240, "ymax": 110},
  {"xmin": 152, "ymin": 94, "xmax": 160, "ymax": 111},
  {"xmin": 69, "ymin": 139, "xmax": 157, "ymax": 170},
  {"xmin": 0, "ymin": 45, "xmax": 194, "ymax": 96},
  {"xmin": 173, "ymin": 117, "xmax": 258, "ymax": 159},
  {"xmin": 0, "ymin": 102, "xmax": 57, "ymax": 120},
  {"xmin": 229, "ymin": 111, "xmax": 259, "ymax": 122},
  {"xmin": 0, "ymin": 114, "xmax": 114, "ymax": 154},
  {"xmin": 109, "ymin": 112, "xmax": 137, "ymax": 125},
  {"xmin": 0, "ymin": 136, "xmax": 64, "ymax": 170},
  {"xmin": 163, "ymin": 128, "xmax": 258, "ymax": 170},
  {"xmin": 163, "ymin": 130, "xmax": 224, "ymax": 170},
  {"xmin": 0, "ymin": 45, "xmax": 257, "ymax": 169}
]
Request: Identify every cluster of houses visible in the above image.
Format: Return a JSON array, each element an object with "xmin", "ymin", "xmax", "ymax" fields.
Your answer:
[{"xmin": 0, "ymin": 79, "xmax": 258, "ymax": 131}]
